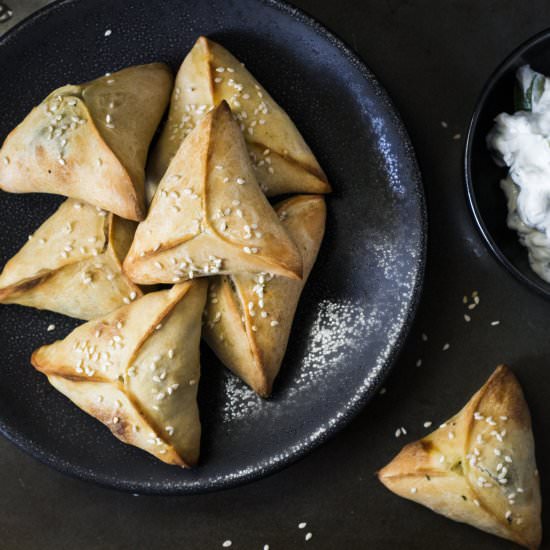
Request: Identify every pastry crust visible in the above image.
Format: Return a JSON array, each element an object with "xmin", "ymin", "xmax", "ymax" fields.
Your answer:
[
  {"xmin": 148, "ymin": 36, "xmax": 331, "ymax": 197},
  {"xmin": 0, "ymin": 199, "xmax": 141, "ymax": 320},
  {"xmin": 378, "ymin": 366, "xmax": 542, "ymax": 549},
  {"xmin": 203, "ymin": 195, "xmax": 326, "ymax": 396},
  {"xmin": 31, "ymin": 282, "xmax": 207, "ymax": 467},
  {"xmin": 124, "ymin": 101, "xmax": 303, "ymax": 284},
  {"xmin": 0, "ymin": 63, "xmax": 173, "ymax": 220}
]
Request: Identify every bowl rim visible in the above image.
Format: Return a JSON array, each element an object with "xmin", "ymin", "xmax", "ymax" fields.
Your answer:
[{"xmin": 464, "ymin": 27, "xmax": 550, "ymax": 299}]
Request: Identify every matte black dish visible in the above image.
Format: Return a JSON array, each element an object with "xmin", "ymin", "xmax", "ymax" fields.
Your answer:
[
  {"xmin": 0, "ymin": 0, "xmax": 425, "ymax": 494},
  {"xmin": 465, "ymin": 28, "xmax": 550, "ymax": 297}
]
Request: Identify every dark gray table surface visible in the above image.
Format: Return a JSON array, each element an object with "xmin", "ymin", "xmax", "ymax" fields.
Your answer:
[{"xmin": 1, "ymin": 1, "xmax": 549, "ymax": 549}]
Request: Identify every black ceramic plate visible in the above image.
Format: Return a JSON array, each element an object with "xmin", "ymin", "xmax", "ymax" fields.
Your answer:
[
  {"xmin": 465, "ymin": 28, "xmax": 550, "ymax": 298},
  {"xmin": 0, "ymin": 0, "xmax": 425, "ymax": 494}
]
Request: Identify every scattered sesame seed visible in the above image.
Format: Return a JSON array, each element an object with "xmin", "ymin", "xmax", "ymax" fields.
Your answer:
[
  {"xmin": 2, "ymin": 156, "xmax": 10, "ymax": 165},
  {"xmin": 47, "ymin": 324, "xmax": 55, "ymax": 332},
  {"xmin": 490, "ymin": 320, "xmax": 500, "ymax": 326},
  {"xmin": 305, "ymin": 533, "xmax": 312, "ymax": 542},
  {"xmin": 442, "ymin": 343, "xmax": 450, "ymax": 351},
  {"xmin": 112, "ymin": 416, "xmax": 119, "ymax": 424},
  {"xmin": 453, "ymin": 133, "xmax": 462, "ymax": 140},
  {"xmin": 379, "ymin": 387, "xmax": 387, "ymax": 395},
  {"xmin": 421, "ymin": 333, "xmax": 428, "ymax": 342},
  {"xmin": 441, "ymin": 121, "xmax": 448, "ymax": 128},
  {"xmin": 104, "ymin": 29, "xmax": 112, "ymax": 36},
  {"xmin": 270, "ymin": 320, "xmax": 279, "ymax": 327},
  {"xmin": 415, "ymin": 359, "xmax": 422, "ymax": 367},
  {"xmin": 423, "ymin": 421, "xmax": 432, "ymax": 428},
  {"xmin": 222, "ymin": 541, "xmax": 232, "ymax": 548},
  {"xmin": 464, "ymin": 314, "xmax": 471, "ymax": 322},
  {"xmin": 299, "ymin": 523, "xmax": 307, "ymax": 529},
  {"xmin": 410, "ymin": 487, "xmax": 417, "ymax": 494}
]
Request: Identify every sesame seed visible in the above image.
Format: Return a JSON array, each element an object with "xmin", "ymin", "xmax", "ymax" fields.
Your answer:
[
  {"xmin": 305, "ymin": 533, "xmax": 312, "ymax": 542},
  {"xmin": 421, "ymin": 333, "xmax": 428, "ymax": 341},
  {"xmin": 490, "ymin": 320, "xmax": 500, "ymax": 326},
  {"xmin": 415, "ymin": 359, "xmax": 422, "ymax": 367},
  {"xmin": 104, "ymin": 29, "xmax": 112, "ymax": 36},
  {"xmin": 47, "ymin": 324, "xmax": 55, "ymax": 332},
  {"xmin": 410, "ymin": 487, "xmax": 417, "ymax": 494},
  {"xmin": 270, "ymin": 320, "xmax": 279, "ymax": 327},
  {"xmin": 168, "ymin": 349, "xmax": 174, "ymax": 359},
  {"xmin": 464, "ymin": 314, "xmax": 471, "ymax": 322},
  {"xmin": 129, "ymin": 291, "xmax": 137, "ymax": 300},
  {"xmin": 123, "ymin": 298, "xmax": 130, "ymax": 304},
  {"xmin": 2, "ymin": 156, "xmax": 10, "ymax": 165},
  {"xmin": 505, "ymin": 510, "xmax": 512, "ymax": 520},
  {"xmin": 453, "ymin": 133, "xmax": 462, "ymax": 140},
  {"xmin": 442, "ymin": 343, "xmax": 450, "ymax": 351},
  {"xmin": 222, "ymin": 541, "xmax": 231, "ymax": 548},
  {"xmin": 423, "ymin": 421, "xmax": 432, "ymax": 428}
]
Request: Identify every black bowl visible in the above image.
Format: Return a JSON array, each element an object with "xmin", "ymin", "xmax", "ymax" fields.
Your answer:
[
  {"xmin": 0, "ymin": 0, "xmax": 425, "ymax": 493},
  {"xmin": 465, "ymin": 28, "xmax": 550, "ymax": 297}
]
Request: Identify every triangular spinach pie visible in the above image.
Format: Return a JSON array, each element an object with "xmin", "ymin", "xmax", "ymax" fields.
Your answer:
[
  {"xmin": 148, "ymin": 36, "xmax": 331, "ymax": 197},
  {"xmin": 123, "ymin": 101, "xmax": 303, "ymax": 284},
  {"xmin": 378, "ymin": 366, "xmax": 541, "ymax": 549},
  {"xmin": 0, "ymin": 199, "xmax": 141, "ymax": 320},
  {"xmin": 32, "ymin": 282, "xmax": 207, "ymax": 467},
  {"xmin": 0, "ymin": 63, "xmax": 173, "ymax": 220},
  {"xmin": 203, "ymin": 194, "xmax": 326, "ymax": 397}
]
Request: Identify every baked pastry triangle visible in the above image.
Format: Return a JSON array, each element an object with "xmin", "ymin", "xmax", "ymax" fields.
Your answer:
[
  {"xmin": 0, "ymin": 198, "xmax": 141, "ymax": 320},
  {"xmin": 0, "ymin": 63, "xmax": 173, "ymax": 220},
  {"xmin": 31, "ymin": 281, "xmax": 207, "ymax": 467},
  {"xmin": 123, "ymin": 101, "xmax": 303, "ymax": 284},
  {"xmin": 203, "ymin": 195, "xmax": 326, "ymax": 397},
  {"xmin": 148, "ymin": 36, "xmax": 330, "ymax": 197},
  {"xmin": 378, "ymin": 366, "xmax": 541, "ymax": 549}
]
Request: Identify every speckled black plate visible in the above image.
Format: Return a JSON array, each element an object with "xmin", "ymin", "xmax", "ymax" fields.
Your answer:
[
  {"xmin": 465, "ymin": 28, "xmax": 550, "ymax": 298},
  {"xmin": 0, "ymin": 0, "xmax": 425, "ymax": 494}
]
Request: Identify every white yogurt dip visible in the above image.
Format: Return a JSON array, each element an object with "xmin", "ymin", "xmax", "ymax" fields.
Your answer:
[{"xmin": 488, "ymin": 65, "xmax": 550, "ymax": 282}]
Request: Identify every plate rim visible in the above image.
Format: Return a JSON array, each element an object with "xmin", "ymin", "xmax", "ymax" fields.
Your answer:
[
  {"xmin": 464, "ymin": 27, "xmax": 550, "ymax": 299},
  {"xmin": 0, "ymin": 0, "xmax": 427, "ymax": 494}
]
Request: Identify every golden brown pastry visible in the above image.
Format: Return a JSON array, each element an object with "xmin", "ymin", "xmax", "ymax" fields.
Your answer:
[
  {"xmin": 123, "ymin": 101, "xmax": 303, "ymax": 285},
  {"xmin": 378, "ymin": 366, "xmax": 541, "ymax": 549},
  {"xmin": 203, "ymin": 195, "xmax": 326, "ymax": 397},
  {"xmin": 31, "ymin": 281, "xmax": 207, "ymax": 467},
  {"xmin": 0, "ymin": 63, "xmax": 173, "ymax": 221},
  {"xmin": 148, "ymin": 36, "xmax": 331, "ymax": 197},
  {"xmin": 0, "ymin": 199, "xmax": 141, "ymax": 320}
]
